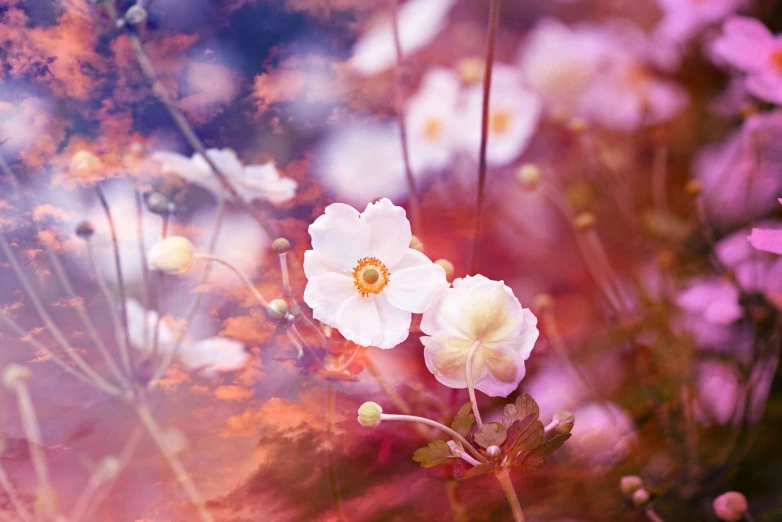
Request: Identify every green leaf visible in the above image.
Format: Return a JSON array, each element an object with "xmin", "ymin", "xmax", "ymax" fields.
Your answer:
[
  {"xmin": 502, "ymin": 394, "xmax": 540, "ymax": 428},
  {"xmin": 514, "ymin": 433, "xmax": 572, "ymax": 475},
  {"xmin": 412, "ymin": 440, "xmax": 453, "ymax": 468},
  {"xmin": 451, "ymin": 403, "xmax": 475, "ymax": 438},
  {"xmin": 474, "ymin": 422, "xmax": 507, "ymax": 449}
]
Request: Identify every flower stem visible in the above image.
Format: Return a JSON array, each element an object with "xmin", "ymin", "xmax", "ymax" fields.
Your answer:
[
  {"xmin": 465, "ymin": 340, "xmax": 484, "ymax": 427},
  {"xmin": 390, "ymin": 0, "xmax": 420, "ymax": 234},
  {"xmin": 380, "ymin": 413, "xmax": 488, "ymax": 463},
  {"xmin": 325, "ymin": 382, "xmax": 348, "ymax": 521},
  {"xmin": 645, "ymin": 508, "xmax": 665, "ymax": 522},
  {"xmin": 495, "ymin": 468, "xmax": 525, "ymax": 522},
  {"xmin": 194, "ymin": 253, "xmax": 269, "ymax": 306},
  {"xmin": 469, "ymin": 0, "xmax": 501, "ymax": 274}
]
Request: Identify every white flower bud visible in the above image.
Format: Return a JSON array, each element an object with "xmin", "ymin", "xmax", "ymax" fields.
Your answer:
[
  {"xmin": 357, "ymin": 402, "xmax": 383, "ymax": 428},
  {"xmin": 553, "ymin": 410, "xmax": 575, "ymax": 434},
  {"xmin": 2, "ymin": 364, "xmax": 31, "ymax": 390},
  {"xmin": 267, "ymin": 299, "xmax": 289, "ymax": 321},
  {"xmin": 148, "ymin": 237, "xmax": 195, "ymax": 275},
  {"xmin": 620, "ymin": 475, "xmax": 644, "ymax": 497},
  {"xmin": 713, "ymin": 492, "xmax": 748, "ymax": 522},
  {"xmin": 272, "ymin": 237, "xmax": 291, "ymax": 253},
  {"xmin": 632, "ymin": 488, "xmax": 650, "ymax": 507},
  {"xmin": 486, "ymin": 445, "xmax": 502, "ymax": 459},
  {"xmin": 409, "ymin": 235, "xmax": 424, "ymax": 252},
  {"xmin": 517, "ymin": 164, "xmax": 540, "ymax": 190},
  {"xmin": 124, "ymin": 5, "xmax": 148, "ymax": 25}
]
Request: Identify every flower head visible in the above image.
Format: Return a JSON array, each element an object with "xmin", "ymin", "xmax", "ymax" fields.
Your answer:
[
  {"xmin": 420, "ymin": 275, "xmax": 539, "ymax": 397},
  {"xmin": 749, "ymin": 200, "xmax": 782, "ymax": 255},
  {"xmin": 303, "ymin": 199, "xmax": 448, "ymax": 349},
  {"xmin": 148, "ymin": 236, "xmax": 196, "ymax": 275},
  {"xmin": 713, "ymin": 491, "xmax": 749, "ymax": 522},
  {"xmin": 357, "ymin": 402, "xmax": 383, "ymax": 428}
]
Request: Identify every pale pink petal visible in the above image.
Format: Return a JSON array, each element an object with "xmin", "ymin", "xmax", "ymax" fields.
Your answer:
[
  {"xmin": 374, "ymin": 293, "xmax": 412, "ymax": 349},
  {"xmin": 712, "ymin": 16, "xmax": 775, "ymax": 71},
  {"xmin": 477, "ymin": 342, "xmax": 524, "ymax": 397},
  {"xmin": 385, "ymin": 263, "xmax": 448, "ymax": 313},
  {"xmin": 422, "ymin": 332, "xmax": 487, "ymax": 390},
  {"xmin": 746, "ymin": 70, "xmax": 782, "ymax": 105},
  {"xmin": 309, "ymin": 203, "xmax": 370, "ymax": 272},
  {"xmin": 362, "ymin": 198, "xmax": 412, "ymax": 268},
  {"xmin": 335, "ymin": 293, "xmax": 383, "ymax": 347},
  {"xmin": 304, "ymin": 272, "xmax": 357, "ymax": 328},
  {"xmin": 749, "ymin": 227, "xmax": 782, "ymax": 254},
  {"xmin": 392, "ymin": 248, "xmax": 434, "ymax": 271},
  {"xmin": 303, "ymin": 250, "xmax": 345, "ymax": 278},
  {"xmin": 179, "ymin": 337, "xmax": 249, "ymax": 376}
]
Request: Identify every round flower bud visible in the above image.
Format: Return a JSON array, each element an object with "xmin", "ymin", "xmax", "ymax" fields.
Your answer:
[
  {"xmin": 685, "ymin": 179, "xmax": 702, "ymax": 197},
  {"xmin": 553, "ymin": 410, "xmax": 575, "ymax": 434},
  {"xmin": 357, "ymin": 402, "xmax": 383, "ymax": 428},
  {"xmin": 75, "ymin": 221, "xmax": 95, "ymax": 239},
  {"xmin": 70, "ymin": 150, "xmax": 102, "ymax": 175},
  {"xmin": 148, "ymin": 237, "xmax": 195, "ymax": 275},
  {"xmin": 434, "ymin": 259, "xmax": 454, "ymax": 282},
  {"xmin": 713, "ymin": 492, "xmax": 748, "ymax": 522},
  {"xmin": 144, "ymin": 192, "xmax": 174, "ymax": 216},
  {"xmin": 517, "ymin": 164, "xmax": 540, "ymax": 190},
  {"xmin": 124, "ymin": 5, "xmax": 148, "ymax": 25},
  {"xmin": 2, "ymin": 364, "xmax": 31, "ymax": 390},
  {"xmin": 486, "ymin": 445, "xmax": 502, "ymax": 459},
  {"xmin": 409, "ymin": 235, "xmax": 424, "ymax": 252},
  {"xmin": 620, "ymin": 475, "xmax": 644, "ymax": 497},
  {"xmin": 533, "ymin": 293, "xmax": 554, "ymax": 311},
  {"xmin": 456, "ymin": 57, "xmax": 484, "ymax": 84},
  {"xmin": 272, "ymin": 237, "xmax": 291, "ymax": 253},
  {"xmin": 267, "ymin": 299, "xmax": 289, "ymax": 321},
  {"xmin": 632, "ymin": 488, "xmax": 650, "ymax": 507},
  {"xmin": 573, "ymin": 211, "xmax": 597, "ymax": 232}
]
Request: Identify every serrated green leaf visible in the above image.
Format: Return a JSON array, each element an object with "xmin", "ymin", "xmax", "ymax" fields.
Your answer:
[
  {"xmin": 412, "ymin": 440, "xmax": 453, "ymax": 468},
  {"xmin": 514, "ymin": 433, "xmax": 572, "ymax": 475},
  {"xmin": 451, "ymin": 403, "xmax": 475, "ymax": 438},
  {"xmin": 502, "ymin": 394, "xmax": 540, "ymax": 428},
  {"xmin": 474, "ymin": 422, "xmax": 507, "ymax": 449}
]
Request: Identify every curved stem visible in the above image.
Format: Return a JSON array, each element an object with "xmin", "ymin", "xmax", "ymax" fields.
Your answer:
[
  {"xmin": 135, "ymin": 401, "xmax": 213, "ymax": 522},
  {"xmin": 645, "ymin": 508, "xmax": 665, "ymax": 522},
  {"xmin": 469, "ymin": 0, "xmax": 501, "ymax": 274},
  {"xmin": 194, "ymin": 253, "xmax": 268, "ymax": 306},
  {"xmin": 325, "ymin": 382, "xmax": 347, "ymax": 521},
  {"xmin": 465, "ymin": 340, "xmax": 484, "ymax": 428},
  {"xmin": 495, "ymin": 469, "xmax": 524, "ymax": 522},
  {"xmin": 0, "ymin": 461, "xmax": 30, "ymax": 522},
  {"xmin": 380, "ymin": 413, "xmax": 488, "ymax": 463}
]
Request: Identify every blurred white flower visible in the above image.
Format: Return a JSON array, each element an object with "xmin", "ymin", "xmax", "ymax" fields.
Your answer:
[
  {"xmin": 569, "ymin": 402, "xmax": 636, "ymax": 465},
  {"xmin": 303, "ymin": 198, "xmax": 448, "ymax": 349},
  {"xmin": 420, "ymin": 275, "xmax": 539, "ymax": 397},
  {"xmin": 351, "ymin": 0, "xmax": 457, "ymax": 76},
  {"xmin": 313, "ymin": 122, "xmax": 408, "ymax": 208},
  {"xmin": 147, "ymin": 236, "xmax": 195, "ymax": 275},
  {"xmin": 405, "ymin": 67, "xmax": 462, "ymax": 173},
  {"xmin": 459, "ymin": 65, "xmax": 542, "ymax": 166},
  {"xmin": 126, "ymin": 298, "xmax": 176, "ymax": 356},
  {"xmin": 153, "ymin": 148, "xmax": 297, "ymax": 204}
]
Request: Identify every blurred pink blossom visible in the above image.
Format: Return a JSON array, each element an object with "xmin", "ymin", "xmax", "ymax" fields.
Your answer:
[
  {"xmin": 653, "ymin": 0, "xmax": 747, "ymax": 48},
  {"xmin": 749, "ymin": 201, "xmax": 782, "ymax": 255},
  {"xmin": 569, "ymin": 402, "xmax": 636, "ymax": 466}
]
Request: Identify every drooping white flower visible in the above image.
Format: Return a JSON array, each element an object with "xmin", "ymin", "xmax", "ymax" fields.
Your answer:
[
  {"xmin": 351, "ymin": 0, "xmax": 457, "ymax": 76},
  {"xmin": 313, "ymin": 123, "xmax": 407, "ymax": 208},
  {"xmin": 303, "ymin": 198, "xmax": 448, "ymax": 349},
  {"xmin": 404, "ymin": 67, "xmax": 462, "ymax": 173},
  {"xmin": 459, "ymin": 65, "xmax": 542, "ymax": 166},
  {"xmin": 152, "ymin": 148, "xmax": 297, "ymax": 204},
  {"xmin": 420, "ymin": 275, "xmax": 539, "ymax": 397}
]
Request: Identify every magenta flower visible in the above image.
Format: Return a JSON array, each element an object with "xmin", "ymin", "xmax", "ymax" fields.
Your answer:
[
  {"xmin": 712, "ymin": 16, "xmax": 782, "ymax": 105},
  {"xmin": 749, "ymin": 200, "xmax": 782, "ymax": 254}
]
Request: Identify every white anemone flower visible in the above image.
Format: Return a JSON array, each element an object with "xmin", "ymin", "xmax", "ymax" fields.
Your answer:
[
  {"xmin": 459, "ymin": 65, "xmax": 542, "ymax": 167},
  {"xmin": 420, "ymin": 275, "xmax": 539, "ymax": 397},
  {"xmin": 303, "ymin": 198, "xmax": 448, "ymax": 349},
  {"xmin": 351, "ymin": 0, "xmax": 458, "ymax": 77},
  {"xmin": 126, "ymin": 299, "xmax": 250, "ymax": 376},
  {"xmin": 405, "ymin": 67, "xmax": 462, "ymax": 173},
  {"xmin": 152, "ymin": 148, "xmax": 297, "ymax": 204}
]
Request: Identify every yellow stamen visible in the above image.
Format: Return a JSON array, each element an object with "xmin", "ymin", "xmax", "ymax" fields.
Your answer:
[{"xmin": 352, "ymin": 257, "xmax": 390, "ymax": 297}]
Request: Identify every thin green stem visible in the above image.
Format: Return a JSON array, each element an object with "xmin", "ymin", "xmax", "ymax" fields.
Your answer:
[
  {"xmin": 466, "ymin": 340, "xmax": 484, "ymax": 427},
  {"xmin": 495, "ymin": 469, "xmax": 524, "ymax": 522},
  {"xmin": 380, "ymin": 413, "xmax": 488, "ymax": 463},
  {"xmin": 469, "ymin": 0, "xmax": 501, "ymax": 274}
]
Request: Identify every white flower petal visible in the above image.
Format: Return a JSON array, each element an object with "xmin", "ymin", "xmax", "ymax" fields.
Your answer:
[
  {"xmin": 385, "ymin": 263, "xmax": 448, "ymax": 313},
  {"xmin": 309, "ymin": 203, "xmax": 370, "ymax": 272},
  {"xmin": 335, "ymin": 293, "xmax": 383, "ymax": 347},
  {"xmin": 423, "ymin": 331, "xmax": 487, "ymax": 389},
  {"xmin": 304, "ymin": 272, "xmax": 357, "ymax": 328},
  {"xmin": 461, "ymin": 280, "xmax": 519, "ymax": 342},
  {"xmin": 303, "ymin": 250, "xmax": 344, "ymax": 278},
  {"xmin": 179, "ymin": 337, "xmax": 249, "ymax": 376},
  {"xmin": 375, "ymin": 293, "xmax": 412, "ymax": 349},
  {"xmin": 478, "ymin": 343, "xmax": 524, "ymax": 397},
  {"xmin": 392, "ymin": 248, "xmax": 434, "ymax": 271},
  {"xmin": 362, "ymin": 198, "xmax": 412, "ymax": 268}
]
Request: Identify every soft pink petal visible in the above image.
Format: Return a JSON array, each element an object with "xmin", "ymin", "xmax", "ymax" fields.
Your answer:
[
  {"xmin": 335, "ymin": 293, "xmax": 383, "ymax": 347},
  {"xmin": 477, "ymin": 343, "xmax": 524, "ymax": 397},
  {"xmin": 309, "ymin": 203, "xmax": 370, "ymax": 272},
  {"xmin": 749, "ymin": 227, "xmax": 782, "ymax": 254},
  {"xmin": 385, "ymin": 263, "xmax": 448, "ymax": 313},
  {"xmin": 746, "ymin": 70, "xmax": 782, "ymax": 105},
  {"xmin": 422, "ymin": 331, "xmax": 487, "ymax": 390},
  {"xmin": 374, "ymin": 293, "xmax": 412, "ymax": 349},
  {"xmin": 712, "ymin": 16, "xmax": 775, "ymax": 71},
  {"xmin": 362, "ymin": 198, "xmax": 412, "ymax": 268},
  {"xmin": 303, "ymin": 250, "xmax": 344, "ymax": 278},
  {"xmin": 304, "ymin": 272, "xmax": 357, "ymax": 328}
]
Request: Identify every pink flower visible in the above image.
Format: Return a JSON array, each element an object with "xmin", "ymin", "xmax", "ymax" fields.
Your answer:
[
  {"xmin": 653, "ymin": 0, "xmax": 747, "ymax": 48},
  {"xmin": 712, "ymin": 16, "xmax": 782, "ymax": 105},
  {"xmin": 749, "ymin": 200, "xmax": 782, "ymax": 254},
  {"xmin": 694, "ymin": 112, "xmax": 782, "ymax": 228},
  {"xmin": 695, "ymin": 360, "xmax": 741, "ymax": 425}
]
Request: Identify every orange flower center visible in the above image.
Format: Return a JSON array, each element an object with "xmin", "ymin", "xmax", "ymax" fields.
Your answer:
[
  {"xmin": 770, "ymin": 50, "xmax": 782, "ymax": 72},
  {"xmin": 422, "ymin": 118, "xmax": 443, "ymax": 141},
  {"xmin": 352, "ymin": 257, "xmax": 390, "ymax": 297},
  {"xmin": 490, "ymin": 109, "xmax": 512, "ymax": 135}
]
